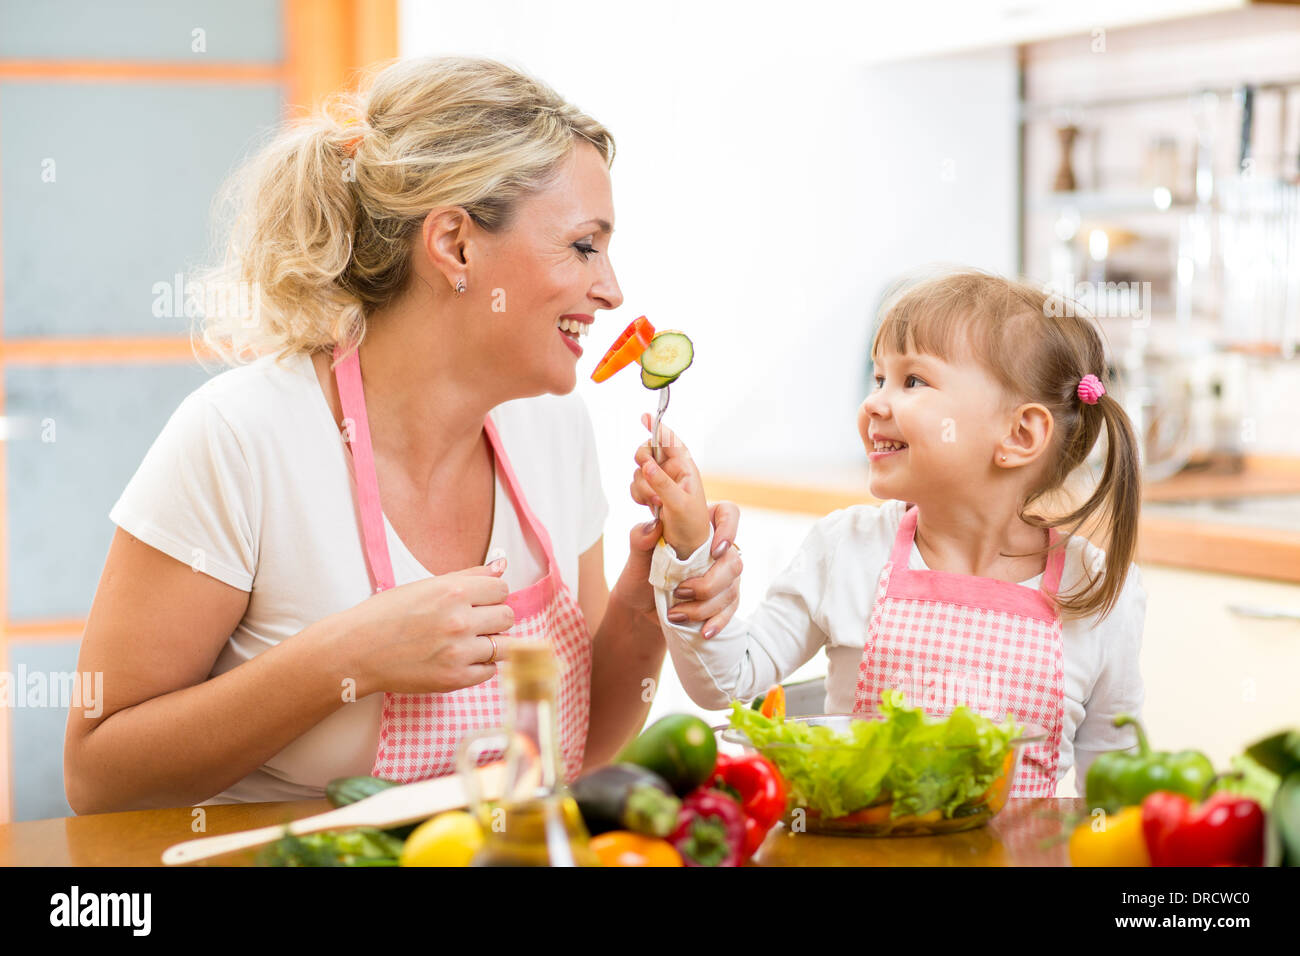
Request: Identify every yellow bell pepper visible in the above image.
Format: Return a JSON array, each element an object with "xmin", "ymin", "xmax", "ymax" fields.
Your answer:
[{"xmin": 1068, "ymin": 805, "xmax": 1150, "ymax": 867}]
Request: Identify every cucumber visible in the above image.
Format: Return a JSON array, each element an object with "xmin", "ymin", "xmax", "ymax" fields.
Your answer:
[
  {"xmin": 617, "ymin": 714, "xmax": 717, "ymax": 796},
  {"xmin": 326, "ymin": 775, "xmax": 399, "ymax": 808},
  {"xmin": 639, "ymin": 331, "xmax": 693, "ymax": 380},
  {"xmin": 640, "ymin": 367, "xmax": 678, "ymax": 390},
  {"xmin": 1274, "ymin": 770, "xmax": 1300, "ymax": 867},
  {"xmin": 325, "ymin": 775, "xmax": 418, "ymax": 839}
]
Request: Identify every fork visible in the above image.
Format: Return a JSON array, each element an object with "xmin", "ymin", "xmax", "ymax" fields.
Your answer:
[{"xmin": 649, "ymin": 384, "xmax": 671, "ymax": 520}]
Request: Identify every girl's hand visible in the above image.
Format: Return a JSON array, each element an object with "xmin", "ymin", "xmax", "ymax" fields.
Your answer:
[
  {"xmin": 631, "ymin": 413, "xmax": 712, "ymax": 560},
  {"xmin": 337, "ymin": 561, "xmax": 516, "ymax": 696}
]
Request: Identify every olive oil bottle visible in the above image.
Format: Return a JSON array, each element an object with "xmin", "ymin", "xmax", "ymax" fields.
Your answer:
[{"xmin": 468, "ymin": 641, "xmax": 597, "ymax": 867}]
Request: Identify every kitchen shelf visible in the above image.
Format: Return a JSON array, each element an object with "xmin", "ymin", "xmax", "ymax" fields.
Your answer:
[{"xmin": 1028, "ymin": 189, "xmax": 1197, "ymax": 213}]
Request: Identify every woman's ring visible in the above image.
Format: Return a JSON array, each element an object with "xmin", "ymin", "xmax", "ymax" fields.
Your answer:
[{"xmin": 486, "ymin": 636, "xmax": 498, "ymax": 665}]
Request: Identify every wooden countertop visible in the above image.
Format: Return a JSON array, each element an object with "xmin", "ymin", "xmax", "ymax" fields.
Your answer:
[
  {"xmin": 703, "ymin": 454, "xmax": 1300, "ymax": 583},
  {"xmin": 0, "ymin": 798, "xmax": 1082, "ymax": 866}
]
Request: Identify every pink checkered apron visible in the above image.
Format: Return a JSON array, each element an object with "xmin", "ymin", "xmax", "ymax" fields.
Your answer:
[
  {"xmin": 331, "ymin": 344, "xmax": 592, "ymax": 784},
  {"xmin": 852, "ymin": 504, "xmax": 1066, "ymax": 797}
]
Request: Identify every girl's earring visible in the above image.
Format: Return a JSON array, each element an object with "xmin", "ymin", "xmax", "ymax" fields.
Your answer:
[
  {"xmin": 455, "ymin": 278, "xmax": 466, "ymax": 296},
  {"xmin": 1001, "ymin": 455, "xmax": 1007, "ymax": 462}
]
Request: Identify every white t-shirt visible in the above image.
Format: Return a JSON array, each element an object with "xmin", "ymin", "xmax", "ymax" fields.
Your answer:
[
  {"xmin": 650, "ymin": 498, "xmax": 1146, "ymax": 788},
  {"xmin": 109, "ymin": 350, "xmax": 608, "ymax": 803}
]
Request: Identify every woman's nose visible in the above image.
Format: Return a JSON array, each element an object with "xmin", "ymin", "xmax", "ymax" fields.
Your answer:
[{"xmin": 591, "ymin": 257, "xmax": 624, "ymax": 312}]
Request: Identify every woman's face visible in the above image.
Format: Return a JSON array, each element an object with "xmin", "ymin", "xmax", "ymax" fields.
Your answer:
[
  {"xmin": 470, "ymin": 140, "xmax": 624, "ymax": 396},
  {"xmin": 857, "ymin": 345, "xmax": 1011, "ymax": 506}
]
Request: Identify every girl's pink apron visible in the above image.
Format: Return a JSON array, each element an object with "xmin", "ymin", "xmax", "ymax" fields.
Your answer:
[
  {"xmin": 852, "ymin": 504, "xmax": 1066, "ymax": 797},
  {"xmin": 331, "ymin": 344, "xmax": 592, "ymax": 784}
]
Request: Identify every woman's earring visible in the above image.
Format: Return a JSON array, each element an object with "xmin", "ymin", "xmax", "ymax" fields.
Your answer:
[
  {"xmin": 1001, "ymin": 455, "xmax": 1007, "ymax": 462},
  {"xmin": 454, "ymin": 278, "xmax": 466, "ymax": 296}
]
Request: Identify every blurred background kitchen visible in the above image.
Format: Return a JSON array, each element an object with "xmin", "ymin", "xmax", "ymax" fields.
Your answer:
[{"xmin": 1, "ymin": 0, "xmax": 1297, "ymax": 822}]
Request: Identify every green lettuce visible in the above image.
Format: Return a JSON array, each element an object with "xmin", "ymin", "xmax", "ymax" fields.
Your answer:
[{"xmin": 727, "ymin": 690, "xmax": 1023, "ymax": 819}]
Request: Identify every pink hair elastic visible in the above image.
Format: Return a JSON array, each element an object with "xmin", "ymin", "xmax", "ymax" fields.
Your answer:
[{"xmin": 1077, "ymin": 374, "xmax": 1105, "ymax": 405}]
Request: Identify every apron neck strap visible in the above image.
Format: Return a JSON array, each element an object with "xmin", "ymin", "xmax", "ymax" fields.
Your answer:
[
  {"xmin": 332, "ymin": 344, "xmax": 561, "ymax": 593},
  {"xmin": 333, "ymin": 344, "xmax": 396, "ymax": 592},
  {"xmin": 483, "ymin": 414, "xmax": 559, "ymax": 573}
]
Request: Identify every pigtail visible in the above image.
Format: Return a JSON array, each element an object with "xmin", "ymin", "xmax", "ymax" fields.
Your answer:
[{"xmin": 1050, "ymin": 384, "xmax": 1142, "ymax": 622}]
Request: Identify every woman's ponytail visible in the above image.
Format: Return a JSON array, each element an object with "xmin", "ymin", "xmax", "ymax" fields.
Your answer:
[{"xmin": 194, "ymin": 106, "xmax": 367, "ymax": 365}]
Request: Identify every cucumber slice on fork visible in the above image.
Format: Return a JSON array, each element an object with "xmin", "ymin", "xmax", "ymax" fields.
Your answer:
[
  {"xmin": 639, "ymin": 331, "xmax": 693, "ymax": 380},
  {"xmin": 641, "ymin": 367, "xmax": 677, "ymax": 390}
]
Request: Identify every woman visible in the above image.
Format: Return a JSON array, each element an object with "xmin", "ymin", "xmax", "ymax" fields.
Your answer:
[{"xmin": 64, "ymin": 56, "xmax": 742, "ymax": 812}]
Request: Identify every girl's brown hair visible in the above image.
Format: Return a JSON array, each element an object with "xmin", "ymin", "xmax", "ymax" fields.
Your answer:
[
  {"xmin": 193, "ymin": 55, "xmax": 615, "ymax": 365},
  {"xmin": 871, "ymin": 269, "xmax": 1141, "ymax": 623}
]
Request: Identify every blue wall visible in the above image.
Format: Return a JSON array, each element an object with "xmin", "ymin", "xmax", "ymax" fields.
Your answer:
[{"xmin": 2, "ymin": 0, "xmax": 286, "ymax": 822}]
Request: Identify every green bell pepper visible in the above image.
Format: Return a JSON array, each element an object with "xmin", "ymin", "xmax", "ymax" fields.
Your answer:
[{"xmin": 1085, "ymin": 715, "xmax": 1215, "ymax": 812}]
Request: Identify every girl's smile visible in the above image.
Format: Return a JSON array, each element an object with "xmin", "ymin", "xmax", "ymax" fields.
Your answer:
[
  {"xmin": 867, "ymin": 440, "xmax": 908, "ymax": 462},
  {"xmin": 858, "ymin": 346, "xmax": 1009, "ymax": 504}
]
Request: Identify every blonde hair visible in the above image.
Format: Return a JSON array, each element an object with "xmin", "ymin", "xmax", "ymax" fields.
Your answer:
[
  {"xmin": 192, "ymin": 55, "xmax": 615, "ymax": 366},
  {"xmin": 871, "ymin": 269, "xmax": 1141, "ymax": 623}
]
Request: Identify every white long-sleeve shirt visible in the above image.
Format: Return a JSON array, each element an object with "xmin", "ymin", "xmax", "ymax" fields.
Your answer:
[{"xmin": 649, "ymin": 498, "xmax": 1146, "ymax": 788}]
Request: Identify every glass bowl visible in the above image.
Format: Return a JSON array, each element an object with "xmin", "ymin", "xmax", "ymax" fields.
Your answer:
[{"xmin": 718, "ymin": 714, "xmax": 1047, "ymax": 837}]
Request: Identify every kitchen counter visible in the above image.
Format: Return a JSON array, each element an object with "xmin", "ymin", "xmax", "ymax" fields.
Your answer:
[
  {"xmin": 703, "ymin": 455, "xmax": 1300, "ymax": 584},
  {"xmin": 0, "ymin": 798, "xmax": 1082, "ymax": 866}
]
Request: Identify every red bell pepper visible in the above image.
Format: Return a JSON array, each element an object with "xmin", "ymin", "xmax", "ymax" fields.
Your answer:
[
  {"xmin": 709, "ymin": 753, "xmax": 787, "ymax": 859},
  {"xmin": 668, "ymin": 789, "xmax": 746, "ymax": 867},
  {"xmin": 1140, "ymin": 789, "xmax": 1266, "ymax": 867},
  {"xmin": 591, "ymin": 315, "xmax": 655, "ymax": 383}
]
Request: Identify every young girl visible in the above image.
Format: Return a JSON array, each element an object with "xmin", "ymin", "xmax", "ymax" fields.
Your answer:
[{"xmin": 631, "ymin": 270, "xmax": 1146, "ymax": 797}]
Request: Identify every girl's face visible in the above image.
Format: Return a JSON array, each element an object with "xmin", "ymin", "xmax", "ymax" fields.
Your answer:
[
  {"xmin": 469, "ymin": 140, "xmax": 624, "ymax": 396},
  {"xmin": 857, "ymin": 345, "xmax": 1012, "ymax": 505}
]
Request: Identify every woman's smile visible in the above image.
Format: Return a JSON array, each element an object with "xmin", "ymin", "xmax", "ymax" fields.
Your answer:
[{"xmin": 557, "ymin": 313, "xmax": 593, "ymax": 357}]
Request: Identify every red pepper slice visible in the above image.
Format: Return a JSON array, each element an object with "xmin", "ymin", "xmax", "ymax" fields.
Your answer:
[
  {"xmin": 591, "ymin": 315, "xmax": 655, "ymax": 383},
  {"xmin": 1140, "ymin": 789, "xmax": 1266, "ymax": 867},
  {"xmin": 710, "ymin": 753, "xmax": 788, "ymax": 859}
]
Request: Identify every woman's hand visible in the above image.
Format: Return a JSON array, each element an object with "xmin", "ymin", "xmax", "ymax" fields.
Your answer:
[
  {"xmin": 665, "ymin": 508, "xmax": 744, "ymax": 640},
  {"xmin": 337, "ymin": 561, "xmax": 516, "ymax": 696},
  {"xmin": 615, "ymin": 507, "xmax": 744, "ymax": 640},
  {"xmin": 630, "ymin": 414, "xmax": 711, "ymax": 559},
  {"xmin": 613, "ymin": 412, "xmax": 744, "ymax": 641}
]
